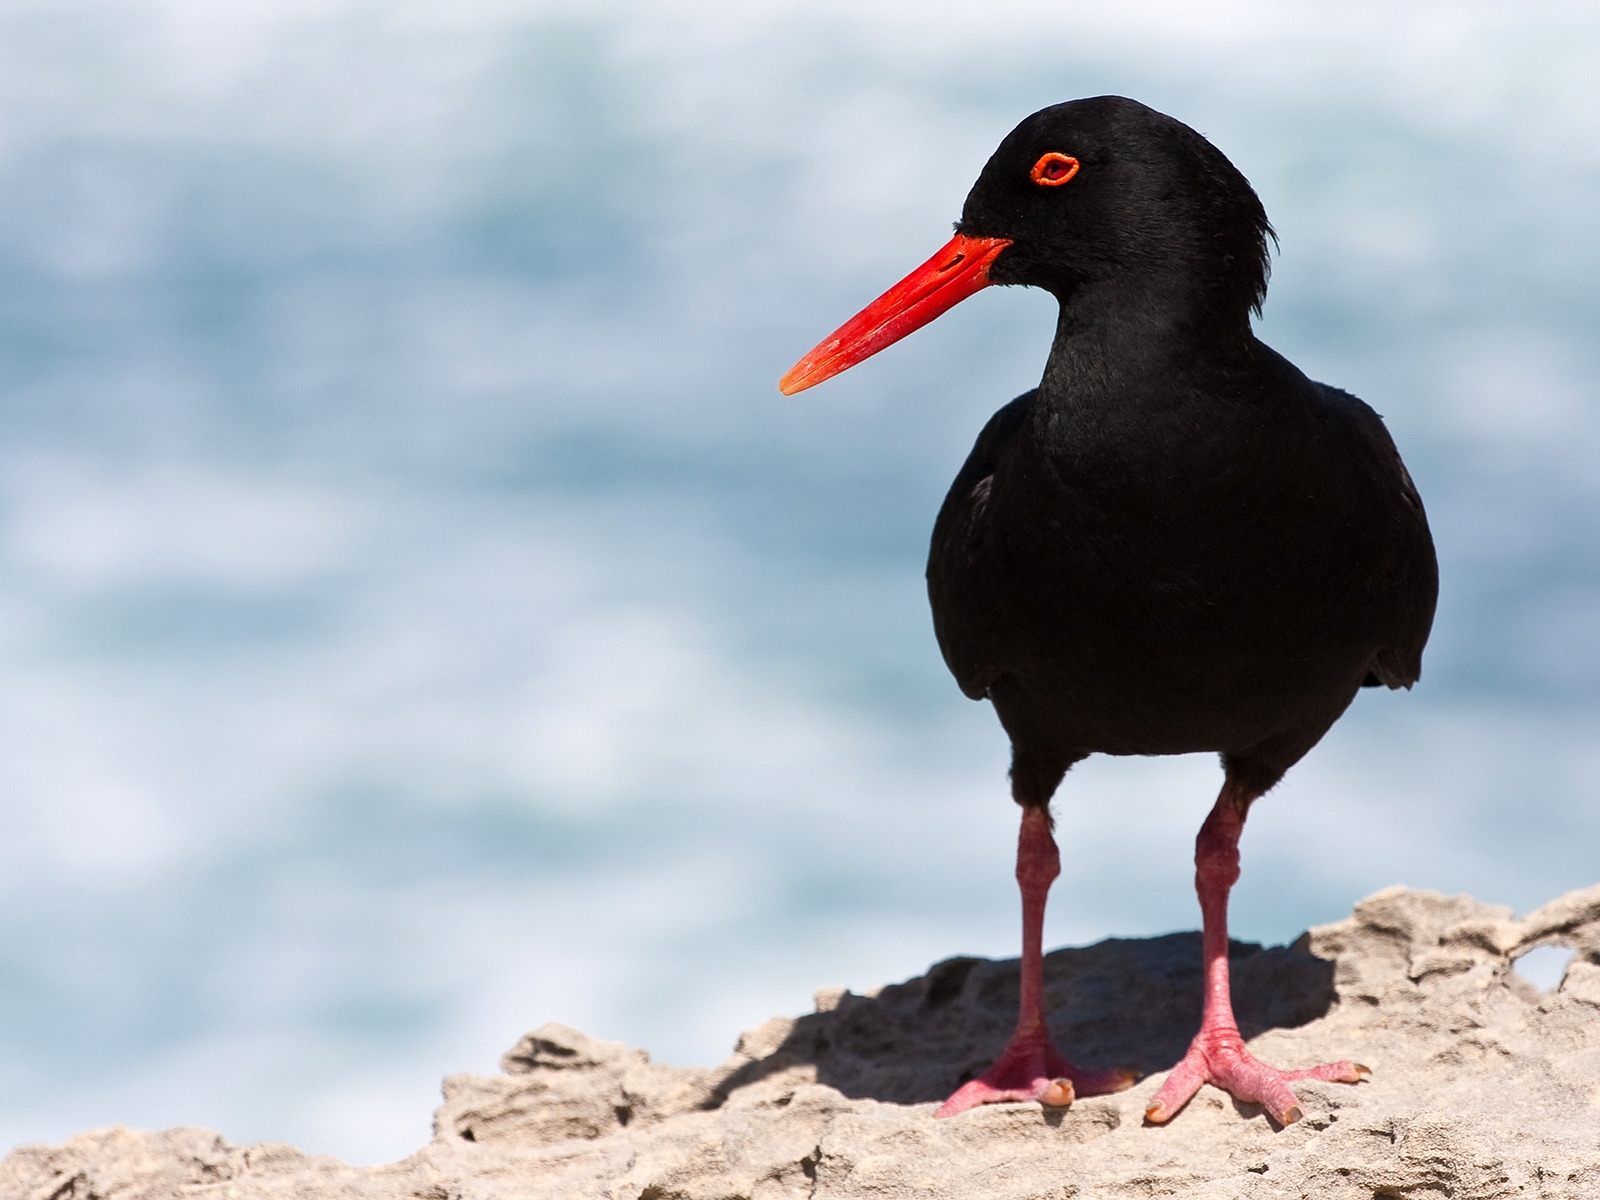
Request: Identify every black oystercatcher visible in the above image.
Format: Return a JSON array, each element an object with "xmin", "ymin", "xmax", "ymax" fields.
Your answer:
[{"xmin": 778, "ymin": 97, "xmax": 1436, "ymax": 1127}]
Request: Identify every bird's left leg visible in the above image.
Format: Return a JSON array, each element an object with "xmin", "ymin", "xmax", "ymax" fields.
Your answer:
[{"xmin": 1144, "ymin": 780, "xmax": 1368, "ymax": 1127}]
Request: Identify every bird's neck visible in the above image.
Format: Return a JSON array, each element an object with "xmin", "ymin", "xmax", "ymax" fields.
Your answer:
[{"xmin": 1039, "ymin": 275, "xmax": 1253, "ymax": 404}]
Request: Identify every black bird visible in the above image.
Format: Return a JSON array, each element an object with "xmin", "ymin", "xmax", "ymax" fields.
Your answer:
[{"xmin": 779, "ymin": 96, "xmax": 1436, "ymax": 1126}]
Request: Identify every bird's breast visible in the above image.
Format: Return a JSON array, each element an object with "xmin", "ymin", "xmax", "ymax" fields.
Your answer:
[{"xmin": 927, "ymin": 384, "xmax": 1418, "ymax": 752}]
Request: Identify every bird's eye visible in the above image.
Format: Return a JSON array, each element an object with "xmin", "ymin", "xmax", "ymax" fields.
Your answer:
[{"xmin": 1030, "ymin": 153, "xmax": 1080, "ymax": 187}]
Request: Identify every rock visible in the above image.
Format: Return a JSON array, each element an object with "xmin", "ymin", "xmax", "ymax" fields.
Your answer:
[{"xmin": 6, "ymin": 884, "xmax": 1600, "ymax": 1199}]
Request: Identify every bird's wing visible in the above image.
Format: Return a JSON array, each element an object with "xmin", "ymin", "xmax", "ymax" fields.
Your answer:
[
  {"xmin": 927, "ymin": 391, "xmax": 1037, "ymax": 700},
  {"xmin": 1315, "ymin": 383, "xmax": 1439, "ymax": 692}
]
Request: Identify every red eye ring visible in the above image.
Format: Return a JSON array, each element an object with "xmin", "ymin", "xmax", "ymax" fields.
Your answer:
[{"xmin": 1030, "ymin": 153, "xmax": 1080, "ymax": 187}]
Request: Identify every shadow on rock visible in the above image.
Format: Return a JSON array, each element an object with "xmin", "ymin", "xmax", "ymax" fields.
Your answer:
[{"xmin": 708, "ymin": 932, "xmax": 1335, "ymax": 1108}]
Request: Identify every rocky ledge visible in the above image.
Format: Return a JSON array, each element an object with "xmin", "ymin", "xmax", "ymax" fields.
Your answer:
[{"xmin": 6, "ymin": 884, "xmax": 1600, "ymax": 1199}]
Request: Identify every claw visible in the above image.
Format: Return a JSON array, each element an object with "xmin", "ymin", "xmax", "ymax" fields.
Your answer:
[
  {"xmin": 1038, "ymin": 1078, "xmax": 1074, "ymax": 1107},
  {"xmin": 1280, "ymin": 1104, "xmax": 1304, "ymax": 1126}
]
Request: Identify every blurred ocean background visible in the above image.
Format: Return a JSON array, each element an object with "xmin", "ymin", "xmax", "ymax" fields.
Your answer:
[{"xmin": 0, "ymin": 0, "xmax": 1595, "ymax": 1165}]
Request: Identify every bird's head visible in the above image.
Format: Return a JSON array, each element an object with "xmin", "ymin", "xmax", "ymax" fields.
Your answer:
[
  {"xmin": 961, "ymin": 97, "xmax": 1272, "ymax": 315},
  {"xmin": 780, "ymin": 96, "xmax": 1272, "ymax": 396}
]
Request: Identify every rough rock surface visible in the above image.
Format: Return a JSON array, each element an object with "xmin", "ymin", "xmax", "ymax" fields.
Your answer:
[{"xmin": 7, "ymin": 884, "xmax": 1600, "ymax": 1199}]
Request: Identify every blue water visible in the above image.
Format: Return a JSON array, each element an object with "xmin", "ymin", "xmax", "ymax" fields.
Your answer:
[{"xmin": 0, "ymin": 0, "xmax": 1596, "ymax": 1165}]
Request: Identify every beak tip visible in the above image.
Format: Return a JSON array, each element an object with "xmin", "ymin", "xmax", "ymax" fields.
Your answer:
[{"xmin": 778, "ymin": 232, "xmax": 1010, "ymax": 396}]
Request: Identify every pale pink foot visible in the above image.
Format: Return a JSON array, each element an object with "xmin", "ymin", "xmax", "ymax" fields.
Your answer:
[
  {"xmin": 1147, "ymin": 782, "xmax": 1370, "ymax": 1128},
  {"xmin": 937, "ymin": 1028, "xmax": 1138, "ymax": 1117},
  {"xmin": 1144, "ymin": 1023, "xmax": 1369, "ymax": 1126}
]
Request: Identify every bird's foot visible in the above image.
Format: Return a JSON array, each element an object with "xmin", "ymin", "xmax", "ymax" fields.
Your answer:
[
  {"xmin": 935, "ymin": 1028, "xmax": 1139, "ymax": 1118},
  {"xmin": 1144, "ymin": 1025, "xmax": 1369, "ymax": 1128}
]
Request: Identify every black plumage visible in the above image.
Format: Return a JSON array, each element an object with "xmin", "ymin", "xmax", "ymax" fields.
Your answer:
[{"xmin": 929, "ymin": 98, "xmax": 1434, "ymax": 806}]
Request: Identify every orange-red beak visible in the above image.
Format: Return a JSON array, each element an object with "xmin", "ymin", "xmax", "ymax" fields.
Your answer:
[{"xmin": 779, "ymin": 232, "xmax": 1012, "ymax": 395}]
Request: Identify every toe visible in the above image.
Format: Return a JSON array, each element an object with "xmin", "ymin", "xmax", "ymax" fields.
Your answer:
[
  {"xmin": 1284, "ymin": 1058, "xmax": 1370, "ymax": 1085},
  {"xmin": 1144, "ymin": 1059, "xmax": 1206, "ymax": 1125}
]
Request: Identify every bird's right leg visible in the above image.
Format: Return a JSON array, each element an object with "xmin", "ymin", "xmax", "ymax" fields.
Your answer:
[{"xmin": 935, "ymin": 803, "xmax": 1138, "ymax": 1117}]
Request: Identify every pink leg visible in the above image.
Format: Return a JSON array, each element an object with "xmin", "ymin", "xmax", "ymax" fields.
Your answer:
[
  {"xmin": 937, "ymin": 806, "xmax": 1138, "ymax": 1117},
  {"xmin": 1144, "ymin": 783, "xmax": 1369, "ymax": 1128}
]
